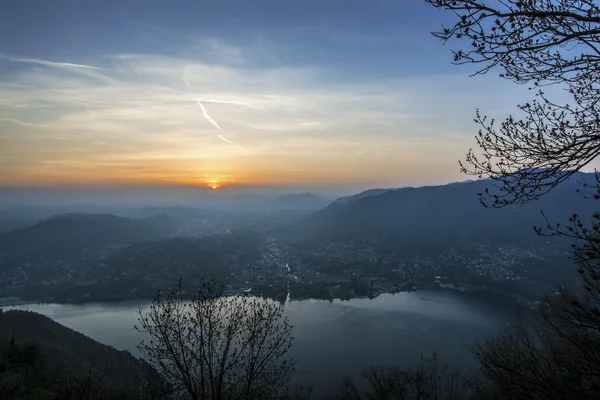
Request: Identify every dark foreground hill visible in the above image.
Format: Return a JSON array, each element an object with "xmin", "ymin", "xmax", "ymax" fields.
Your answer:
[{"xmin": 0, "ymin": 310, "xmax": 153, "ymax": 389}]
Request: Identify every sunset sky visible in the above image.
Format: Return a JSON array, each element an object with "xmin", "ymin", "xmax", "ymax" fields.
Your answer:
[{"xmin": 0, "ymin": 0, "xmax": 568, "ymax": 195}]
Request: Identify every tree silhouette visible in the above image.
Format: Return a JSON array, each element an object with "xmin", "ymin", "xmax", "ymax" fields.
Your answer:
[
  {"xmin": 468, "ymin": 288, "xmax": 600, "ymax": 399},
  {"xmin": 423, "ymin": 1, "xmax": 600, "ymax": 398},
  {"xmin": 332, "ymin": 353, "xmax": 467, "ymax": 400},
  {"xmin": 424, "ymin": 0, "xmax": 600, "ymax": 206},
  {"xmin": 135, "ymin": 279, "xmax": 295, "ymax": 400}
]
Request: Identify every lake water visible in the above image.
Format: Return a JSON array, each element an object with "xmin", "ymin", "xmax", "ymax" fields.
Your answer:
[{"xmin": 10, "ymin": 290, "xmax": 525, "ymax": 396}]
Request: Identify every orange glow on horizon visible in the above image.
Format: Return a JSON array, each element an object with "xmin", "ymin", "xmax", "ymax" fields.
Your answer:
[
  {"xmin": 1, "ymin": 154, "xmax": 453, "ymax": 189},
  {"xmin": 206, "ymin": 179, "xmax": 223, "ymax": 190}
]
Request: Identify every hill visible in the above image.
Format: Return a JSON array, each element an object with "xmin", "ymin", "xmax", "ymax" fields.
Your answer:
[
  {"xmin": 1, "ymin": 234, "xmax": 262, "ymax": 304},
  {"xmin": 0, "ymin": 213, "xmax": 180, "ymax": 259},
  {"xmin": 99, "ymin": 237, "xmax": 228, "ymax": 290},
  {"xmin": 312, "ymin": 174, "xmax": 597, "ymax": 250},
  {"xmin": 0, "ymin": 309, "xmax": 153, "ymax": 389},
  {"xmin": 333, "ymin": 188, "xmax": 395, "ymax": 205},
  {"xmin": 0, "ymin": 219, "xmax": 34, "ymax": 234}
]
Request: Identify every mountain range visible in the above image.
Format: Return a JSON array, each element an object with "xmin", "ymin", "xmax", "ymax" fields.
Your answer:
[
  {"xmin": 179, "ymin": 192, "xmax": 331, "ymax": 211},
  {"xmin": 0, "ymin": 192, "xmax": 333, "ymax": 220},
  {"xmin": 311, "ymin": 172, "xmax": 599, "ymax": 248},
  {"xmin": 2, "ymin": 174, "xmax": 598, "ymax": 255}
]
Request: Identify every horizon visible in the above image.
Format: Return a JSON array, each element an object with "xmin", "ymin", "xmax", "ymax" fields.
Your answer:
[
  {"xmin": 2, "ymin": 1, "xmax": 599, "ymax": 197},
  {"xmin": 0, "ymin": 0, "xmax": 562, "ymax": 192},
  {"xmin": 1, "ymin": 2, "xmax": 598, "ymax": 398},
  {"xmin": 1, "ymin": 169, "xmax": 598, "ymax": 207},
  {"xmin": 0, "ymin": 176, "xmax": 469, "ymax": 207}
]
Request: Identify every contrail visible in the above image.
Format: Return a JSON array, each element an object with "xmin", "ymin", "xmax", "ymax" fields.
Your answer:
[
  {"xmin": 196, "ymin": 101, "xmax": 224, "ymax": 131},
  {"xmin": 196, "ymin": 100, "xmax": 253, "ymax": 155},
  {"xmin": 218, "ymin": 135, "xmax": 253, "ymax": 155}
]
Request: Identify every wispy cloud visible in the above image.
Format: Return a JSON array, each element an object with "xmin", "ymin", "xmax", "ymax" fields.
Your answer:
[
  {"xmin": 0, "ymin": 54, "xmax": 101, "ymax": 70},
  {"xmin": 0, "ymin": 118, "xmax": 54, "ymax": 129},
  {"xmin": 0, "ymin": 53, "xmax": 113, "ymax": 84},
  {"xmin": 0, "ymin": 38, "xmax": 530, "ymax": 187},
  {"xmin": 181, "ymin": 69, "xmax": 192, "ymax": 89}
]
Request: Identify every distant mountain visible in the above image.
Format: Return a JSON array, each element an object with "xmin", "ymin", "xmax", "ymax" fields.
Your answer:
[
  {"xmin": 0, "ymin": 213, "xmax": 180, "ymax": 258},
  {"xmin": 229, "ymin": 193, "xmax": 267, "ymax": 203},
  {"xmin": 133, "ymin": 205, "xmax": 212, "ymax": 220},
  {"xmin": 333, "ymin": 188, "xmax": 396, "ymax": 205},
  {"xmin": 179, "ymin": 192, "xmax": 331, "ymax": 211},
  {"xmin": 271, "ymin": 193, "xmax": 330, "ymax": 210},
  {"xmin": 312, "ymin": 174, "xmax": 598, "ymax": 248},
  {"xmin": 0, "ymin": 310, "xmax": 153, "ymax": 389},
  {"xmin": 0, "ymin": 219, "xmax": 34, "ymax": 234}
]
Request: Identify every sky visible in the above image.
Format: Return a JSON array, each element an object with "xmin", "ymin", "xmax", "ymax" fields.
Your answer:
[{"xmin": 0, "ymin": 0, "xmax": 560, "ymax": 198}]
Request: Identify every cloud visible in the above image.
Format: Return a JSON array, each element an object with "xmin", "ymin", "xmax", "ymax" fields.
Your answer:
[
  {"xmin": 299, "ymin": 121, "xmax": 323, "ymax": 126},
  {"xmin": 0, "ymin": 54, "xmax": 101, "ymax": 70},
  {"xmin": 0, "ymin": 38, "xmax": 531, "ymax": 187},
  {"xmin": 0, "ymin": 54, "xmax": 114, "ymax": 84},
  {"xmin": 0, "ymin": 118, "xmax": 54, "ymax": 129},
  {"xmin": 181, "ymin": 73, "xmax": 191, "ymax": 89}
]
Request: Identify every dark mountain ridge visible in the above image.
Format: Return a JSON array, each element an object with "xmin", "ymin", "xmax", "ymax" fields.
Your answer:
[
  {"xmin": 333, "ymin": 188, "xmax": 396, "ymax": 205},
  {"xmin": 312, "ymin": 173, "xmax": 598, "ymax": 247}
]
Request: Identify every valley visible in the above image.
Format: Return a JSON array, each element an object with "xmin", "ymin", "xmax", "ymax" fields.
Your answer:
[{"xmin": 0, "ymin": 176, "xmax": 585, "ymax": 307}]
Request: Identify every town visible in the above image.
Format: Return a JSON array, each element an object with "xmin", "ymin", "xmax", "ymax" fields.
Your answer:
[{"xmin": 0, "ymin": 211, "xmax": 574, "ymax": 306}]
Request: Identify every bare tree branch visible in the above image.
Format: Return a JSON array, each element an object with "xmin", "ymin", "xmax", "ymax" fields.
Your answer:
[
  {"xmin": 135, "ymin": 279, "xmax": 295, "ymax": 400},
  {"xmin": 425, "ymin": 0, "xmax": 600, "ymax": 206}
]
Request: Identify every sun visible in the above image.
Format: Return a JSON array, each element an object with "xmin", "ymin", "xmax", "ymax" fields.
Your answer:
[{"xmin": 206, "ymin": 179, "xmax": 222, "ymax": 190}]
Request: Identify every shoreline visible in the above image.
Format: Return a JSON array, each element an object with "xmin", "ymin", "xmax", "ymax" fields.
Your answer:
[{"xmin": 0, "ymin": 285, "xmax": 530, "ymax": 309}]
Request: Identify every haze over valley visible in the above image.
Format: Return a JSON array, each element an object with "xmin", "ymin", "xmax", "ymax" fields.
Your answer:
[
  {"xmin": 2, "ymin": 1, "xmax": 600, "ymax": 399},
  {"xmin": 0, "ymin": 174, "xmax": 587, "ymax": 307},
  {"xmin": 3, "ymin": 177, "xmax": 567, "ymax": 396}
]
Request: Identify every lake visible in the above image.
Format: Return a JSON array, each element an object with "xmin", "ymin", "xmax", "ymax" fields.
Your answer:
[{"xmin": 10, "ymin": 289, "xmax": 525, "ymax": 396}]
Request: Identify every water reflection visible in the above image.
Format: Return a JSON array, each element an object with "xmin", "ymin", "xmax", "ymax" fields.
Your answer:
[{"xmin": 9, "ymin": 290, "xmax": 523, "ymax": 396}]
